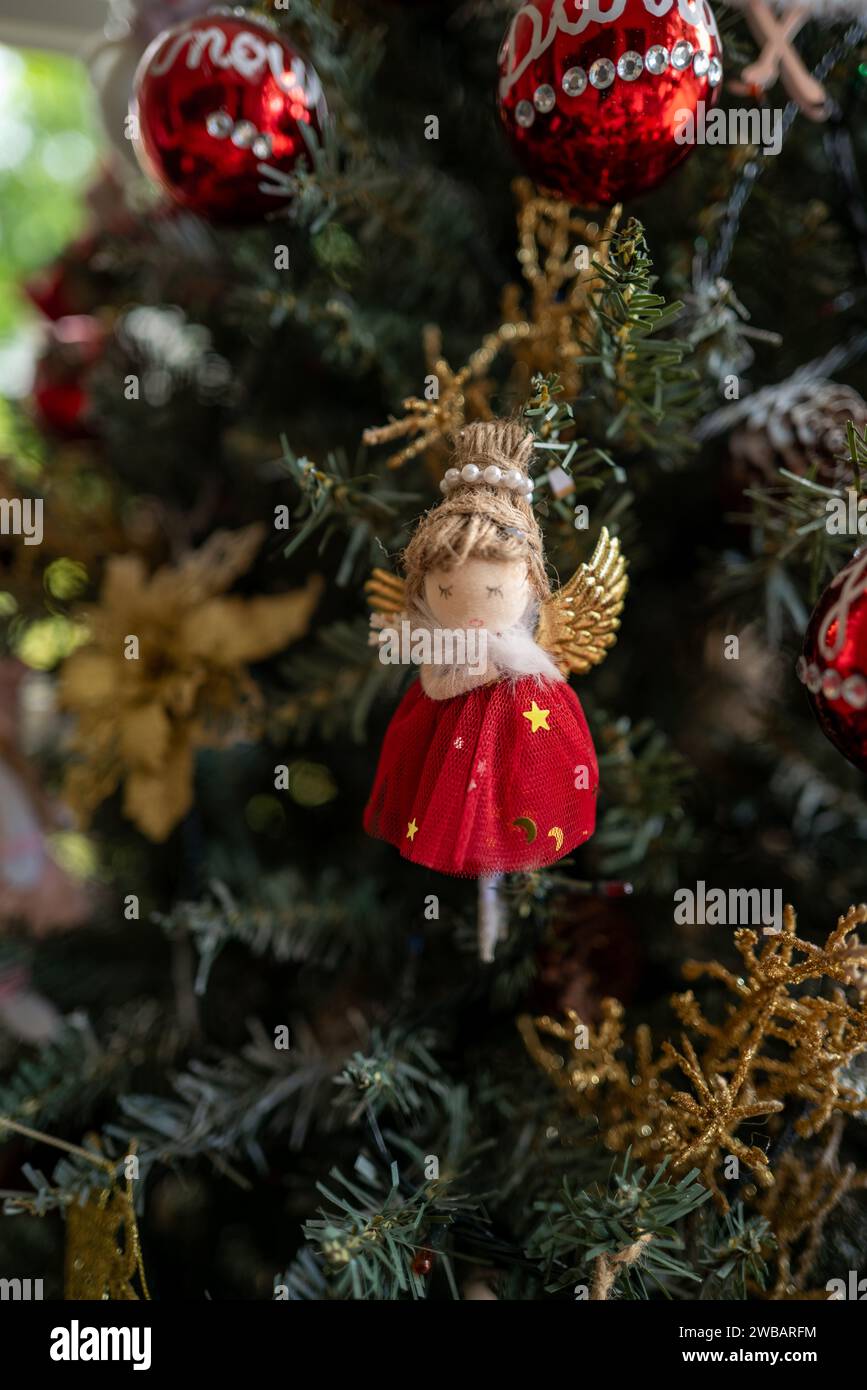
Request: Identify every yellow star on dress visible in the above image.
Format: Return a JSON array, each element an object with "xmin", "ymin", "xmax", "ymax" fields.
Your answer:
[
  {"xmin": 522, "ymin": 701, "xmax": 551, "ymax": 733},
  {"xmin": 406, "ymin": 818, "xmax": 419, "ymax": 842}
]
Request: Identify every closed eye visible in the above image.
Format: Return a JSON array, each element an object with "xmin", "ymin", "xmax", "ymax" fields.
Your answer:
[
  {"xmin": 438, "ymin": 585, "xmax": 453, "ymax": 598},
  {"xmin": 486, "ymin": 585, "xmax": 504, "ymax": 597}
]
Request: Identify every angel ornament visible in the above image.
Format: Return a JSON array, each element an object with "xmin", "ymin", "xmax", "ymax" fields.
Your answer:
[{"xmin": 363, "ymin": 422, "xmax": 627, "ymax": 961}]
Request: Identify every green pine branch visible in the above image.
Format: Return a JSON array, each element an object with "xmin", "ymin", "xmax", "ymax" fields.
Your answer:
[
  {"xmin": 333, "ymin": 1029, "xmax": 450, "ymax": 1124},
  {"xmin": 696, "ymin": 1202, "xmax": 774, "ymax": 1299},
  {"xmin": 302, "ymin": 1152, "xmax": 475, "ymax": 1300},
  {"xmin": 280, "ymin": 437, "xmax": 418, "ymax": 578},
  {"xmin": 0, "ymin": 1008, "xmax": 166, "ymax": 1134},
  {"xmin": 577, "ymin": 221, "xmax": 704, "ymax": 463},
  {"xmin": 593, "ymin": 711, "xmax": 697, "ymax": 890},
  {"xmin": 156, "ymin": 871, "xmax": 398, "ymax": 993},
  {"xmin": 527, "ymin": 1152, "xmax": 711, "ymax": 1300}
]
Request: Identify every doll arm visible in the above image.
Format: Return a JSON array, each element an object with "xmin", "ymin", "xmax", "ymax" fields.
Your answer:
[{"xmin": 535, "ymin": 527, "xmax": 628, "ymax": 677}]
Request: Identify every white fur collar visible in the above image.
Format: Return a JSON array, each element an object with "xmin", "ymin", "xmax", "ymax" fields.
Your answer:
[{"xmin": 407, "ymin": 598, "xmax": 563, "ymax": 701}]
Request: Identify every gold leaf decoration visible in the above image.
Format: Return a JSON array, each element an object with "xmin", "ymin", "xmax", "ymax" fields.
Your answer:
[
  {"xmin": 0, "ymin": 1118, "xmax": 150, "ymax": 1301},
  {"xmin": 755, "ymin": 1117, "xmax": 867, "ymax": 1299},
  {"xmin": 364, "ymin": 567, "xmax": 407, "ymax": 625},
  {"xmin": 363, "ymin": 181, "xmax": 621, "ymax": 469},
  {"xmin": 65, "ymin": 1179, "xmax": 150, "ymax": 1301},
  {"xmin": 520, "ymin": 905, "xmax": 867, "ymax": 1211},
  {"xmin": 59, "ymin": 524, "xmax": 322, "ymax": 841}
]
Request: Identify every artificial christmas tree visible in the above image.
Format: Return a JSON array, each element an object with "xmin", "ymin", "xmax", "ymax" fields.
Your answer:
[{"xmin": 0, "ymin": 0, "xmax": 866, "ymax": 1313}]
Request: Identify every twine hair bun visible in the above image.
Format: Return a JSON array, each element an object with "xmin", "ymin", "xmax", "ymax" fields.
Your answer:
[
  {"xmin": 455, "ymin": 421, "xmax": 534, "ymax": 475},
  {"xmin": 402, "ymin": 421, "xmax": 550, "ymax": 603},
  {"xmin": 441, "ymin": 422, "xmax": 535, "ymax": 501}
]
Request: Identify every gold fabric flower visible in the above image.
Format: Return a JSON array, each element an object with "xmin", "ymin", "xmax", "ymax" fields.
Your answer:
[{"xmin": 59, "ymin": 525, "xmax": 321, "ymax": 841}]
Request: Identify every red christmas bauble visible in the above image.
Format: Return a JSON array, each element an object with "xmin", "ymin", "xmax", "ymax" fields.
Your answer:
[
  {"xmin": 497, "ymin": 0, "xmax": 723, "ymax": 206},
  {"xmin": 412, "ymin": 1248, "xmax": 435, "ymax": 1277},
  {"xmin": 25, "ymin": 259, "xmax": 83, "ymax": 322},
  {"xmin": 131, "ymin": 11, "xmax": 327, "ymax": 222},
  {"xmin": 32, "ymin": 315, "xmax": 105, "ymax": 439},
  {"xmin": 798, "ymin": 550, "xmax": 867, "ymax": 772}
]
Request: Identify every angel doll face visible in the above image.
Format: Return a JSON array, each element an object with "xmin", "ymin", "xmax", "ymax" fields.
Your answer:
[{"xmin": 424, "ymin": 557, "xmax": 530, "ymax": 633}]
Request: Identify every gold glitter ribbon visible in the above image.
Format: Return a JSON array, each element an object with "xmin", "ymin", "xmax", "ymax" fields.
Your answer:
[{"xmin": 0, "ymin": 1117, "xmax": 150, "ymax": 1301}]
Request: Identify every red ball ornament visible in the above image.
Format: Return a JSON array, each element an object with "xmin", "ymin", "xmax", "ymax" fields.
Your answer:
[
  {"xmin": 798, "ymin": 550, "xmax": 867, "ymax": 772},
  {"xmin": 497, "ymin": 0, "xmax": 723, "ymax": 206},
  {"xmin": 131, "ymin": 9, "xmax": 327, "ymax": 222},
  {"xmin": 32, "ymin": 316, "xmax": 105, "ymax": 439},
  {"xmin": 411, "ymin": 1248, "xmax": 435, "ymax": 1277}
]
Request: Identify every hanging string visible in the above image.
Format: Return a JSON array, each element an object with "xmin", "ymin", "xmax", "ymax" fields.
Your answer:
[{"xmin": 708, "ymin": 19, "xmax": 867, "ymax": 282}]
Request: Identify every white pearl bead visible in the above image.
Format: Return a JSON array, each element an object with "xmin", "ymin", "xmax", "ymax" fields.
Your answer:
[
  {"xmin": 516, "ymin": 477, "xmax": 531, "ymax": 495},
  {"xmin": 440, "ymin": 479, "xmax": 449, "ymax": 493},
  {"xmin": 444, "ymin": 468, "xmax": 460, "ymax": 483},
  {"xmin": 461, "ymin": 464, "xmax": 480, "ymax": 482},
  {"xmin": 502, "ymin": 469, "xmax": 522, "ymax": 489},
  {"xmin": 483, "ymin": 465, "xmax": 503, "ymax": 485}
]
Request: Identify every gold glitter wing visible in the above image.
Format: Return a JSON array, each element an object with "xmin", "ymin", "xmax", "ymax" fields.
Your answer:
[
  {"xmin": 536, "ymin": 527, "xmax": 628, "ymax": 676},
  {"xmin": 364, "ymin": 567, "xmax": 406, "ymax": 623}
]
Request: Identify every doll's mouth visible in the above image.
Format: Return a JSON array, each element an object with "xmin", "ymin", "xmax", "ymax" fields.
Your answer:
[{"xmin": 467, "ymin": 619, "xmax": 484, "ymax": 627}]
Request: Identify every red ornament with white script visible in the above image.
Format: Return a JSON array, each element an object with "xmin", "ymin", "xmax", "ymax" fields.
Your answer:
[
  {"xmin": 131, "ymin": 10, "xmax": 327, "ymax": 222},
  {"xmin": 797, "ymin": 550, "xmax": 867, "ymax": 773},
  {"xmin": 497, "ymin": 0, "xmax": 723, "ymax": 206}
]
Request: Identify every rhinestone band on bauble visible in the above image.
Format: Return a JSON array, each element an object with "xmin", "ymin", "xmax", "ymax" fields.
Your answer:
[
  {"xmin": 796, "ymin": 655, "xmax": 867, "ymax": 709},
  {"xmin": 513, "ymin": 44, "xmax": 722, "ymax": 129}
]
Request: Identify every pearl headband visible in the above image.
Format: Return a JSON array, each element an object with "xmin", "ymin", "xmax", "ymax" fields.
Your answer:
[{"xmin": 440, "ymin": 461, "xmax": 535, "ymax": 503}]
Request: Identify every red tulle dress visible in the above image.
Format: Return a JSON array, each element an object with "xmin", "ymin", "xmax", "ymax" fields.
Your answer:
[{"xmin": 363, "ymin": 675, "xmax": 598, "ymax": 877}]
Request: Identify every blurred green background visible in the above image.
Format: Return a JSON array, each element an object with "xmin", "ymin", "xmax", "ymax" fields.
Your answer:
[{"xmin": 0, "ymin": 44, "xmax": 102, "ymax": 416}]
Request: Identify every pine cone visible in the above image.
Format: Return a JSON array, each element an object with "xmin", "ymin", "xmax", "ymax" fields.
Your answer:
[{"xmin": 730, "ymin": 377, "xmax": 867, "ymax": 487}]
